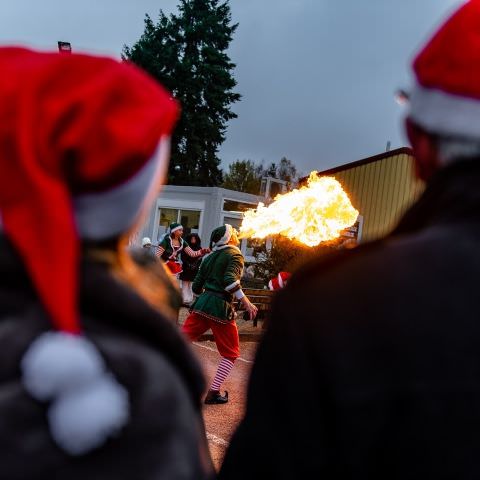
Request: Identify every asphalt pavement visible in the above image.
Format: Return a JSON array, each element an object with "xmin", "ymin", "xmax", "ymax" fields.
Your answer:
[{"xmin": 192, "ymin": 339, "xmax": 258, "ymax": 470}]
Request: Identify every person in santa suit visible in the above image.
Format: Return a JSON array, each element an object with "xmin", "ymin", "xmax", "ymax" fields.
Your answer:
[
  {"xmin": 182, "ymin": 225, "xmax": 258, "ymax": 404},
  {"xmin": 0, "ymin": 47, "xmax": 213, "ymax": 479},
  {"xmin": 268, "ymin": 271, "xmax": 291, "ymax": 291},
  {"xmin": 220, "ymin": 2, "xmax": 480, "ymax": 478},
  {"xmin": 156, "ymin": 222, "xmax": 209, "ymax": 275}
]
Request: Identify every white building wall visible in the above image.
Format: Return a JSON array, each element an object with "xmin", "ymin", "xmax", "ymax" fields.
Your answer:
[{"xmin": 137, "ymin": 186, "xmax": 261, "ymax": 254}]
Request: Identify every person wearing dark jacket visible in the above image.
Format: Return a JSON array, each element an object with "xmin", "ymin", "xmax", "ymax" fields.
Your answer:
[
  {"xmin": 180, "ymin": 232, "xmax": 203, "ymax": 306},
  {"xmin": 0, "ymin": 48, "xmax": 212, "ymax": 479},
  {"xmin": 220, "ymin": 3, "xmax": 480, "ymax": 479}
]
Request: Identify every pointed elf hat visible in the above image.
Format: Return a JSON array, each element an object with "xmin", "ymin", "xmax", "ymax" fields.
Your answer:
[
  {"xmin": 210, "ymin": 224, "xmax": 234, "ymax": 250},
  {"xmin": 0, "ymin": 47, "xmax": 179, "ymax": 454},
  {"xmin": 409, "ymin": 0, "xmax": 480, "ymax": 138},
  {"xmin": 169, "ymin": 222, "xmax": 183, "ymax": 234}
]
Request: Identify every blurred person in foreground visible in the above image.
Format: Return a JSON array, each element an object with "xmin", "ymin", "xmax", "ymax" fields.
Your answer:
[
  {"xmin": 182, "ymin": 225, "xmax": 258, "ymax": 404},
  {"xmin": 220, "ymin": 2, "xmax": 480, "ymax": 478},
  {"xmin": 0, "ymin": 47, "xmax": 212, "ymax": 479},
  {"xmin": 129, "ymin": 238, "xmax": 183, "ymax": 318}
]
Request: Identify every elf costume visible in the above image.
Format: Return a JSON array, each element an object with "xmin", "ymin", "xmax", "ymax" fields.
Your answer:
[
  {"xmin": 156, "ymin": 222, "xmax": 206, "ymax": 274},
  {"xmin": 182, "ymin": 224, "xmax": 245, "ymax": 404}
]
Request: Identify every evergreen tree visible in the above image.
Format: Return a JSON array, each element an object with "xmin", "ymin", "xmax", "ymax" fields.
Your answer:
[{"xmin": 123, "ymin": 0, "xmax": 240, "ymax": 186}]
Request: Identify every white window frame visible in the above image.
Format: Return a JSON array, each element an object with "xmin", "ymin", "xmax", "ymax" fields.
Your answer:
[
  {"xmin": 153, "ymin": 198, "xmax": 205, "ymax": 242},
  {"xmin": 221, "ymin": 198, "xmax": 259, "ymax": 262},
  {"xmin": 222, "ymin": 197, "xmax": 258, "ymax": 214}
]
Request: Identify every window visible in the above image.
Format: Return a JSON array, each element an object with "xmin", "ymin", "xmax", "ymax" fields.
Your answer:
[
  {"xmin": 222, "ymin": 199, "xmax": 257, "ymax": 214},
  {"xmin": 157, "ymin": 208, "xmax": 201, "ymax": 242},
  {"xmin": 223, "ymin": 216, "xmax": 241, "ymax": 231},
  {"xmin": 222, "ymin": 215, "xmax": 256, "ymax": 258}
]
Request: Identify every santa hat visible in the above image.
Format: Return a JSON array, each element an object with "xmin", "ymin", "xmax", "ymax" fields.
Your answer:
[
  {"xmin": 210, "ymin": 224, "xmax": 234, "ymax": 250},
  {"xmin": 169, "ymin": 222, "xmax": 183, "ymax": 234},
  {"xmin": 409, "ymin": 0, "xmax": 480, "ymax": 139},
  {"xmin": 268, "ymin": 271, "xmax": 291, "ymax": 291},
  {"xmin": 0, "ymin": 47, "xmax": 178, "ymax": 454}
]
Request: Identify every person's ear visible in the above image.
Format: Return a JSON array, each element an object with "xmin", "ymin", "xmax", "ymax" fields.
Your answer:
[{"xmin": 405, "ymin": 118, "xmax": 441, "ymax": 181}]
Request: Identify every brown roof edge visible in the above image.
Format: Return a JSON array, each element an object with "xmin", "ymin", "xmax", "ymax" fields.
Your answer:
[{"xmin": 300, "ymin": 147, "xmax": 414, "ymax": 183}]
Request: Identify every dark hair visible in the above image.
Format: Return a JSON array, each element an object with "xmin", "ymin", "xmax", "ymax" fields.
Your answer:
[{"xmin": 185, "ymin": 232, "xmax": 202, "ymax": 251}]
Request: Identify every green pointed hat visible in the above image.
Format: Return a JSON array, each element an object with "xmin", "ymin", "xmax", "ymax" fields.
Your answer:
[
  {"xmin": 210, "ymin": 224, "xmax": 234, "ymax": 250},
  {"xmin": 169, "ymin": 222, "xmax": 183, "ymax": 234}
]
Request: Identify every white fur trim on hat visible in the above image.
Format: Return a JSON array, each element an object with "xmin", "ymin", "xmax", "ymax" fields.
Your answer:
[
  {"xmin": 74, "ymin": 137, "xmax": 170, "ymax": 240},
  {"xmin": 48, "ymin": 374, "xmax": 128, "ymax": 455},
  {"xmin": 170, "ymin": 225, "xmax": 183, "ymax": 234},
  {"xmin": 212, "ymin": 224, "xmax": 233, "ymax": 251},
  {"xmin": 409, "ymin": 82, "xmax": 480, "ymax": 139},
  {"xmin": 21, "ymin": 332, "xmax": 129, "ymax": 455}
]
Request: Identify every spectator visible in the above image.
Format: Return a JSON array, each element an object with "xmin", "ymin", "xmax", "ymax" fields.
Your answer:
[
  {"xmin": 220, "ymin": 2, "xmax": 480, "ymax": 478},
  {"xmin": 142, "ymin": 236, "xmax": 152, "ymax": 248},
  {"xmin": 137, "ymin": 236, "xmax": 156, "ymax": 259},
  {"xmin": 180, "ymin": 232, "xmax": 203, "ymax": 306},
  {"xmin": 0, "ymin": 47, "xmax": 212, "ymax": 479}
]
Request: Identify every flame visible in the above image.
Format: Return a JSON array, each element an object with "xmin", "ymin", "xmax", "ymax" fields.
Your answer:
[{"xmin": 239, "ymin": 172, "xmax": 359, "ymax": 247}]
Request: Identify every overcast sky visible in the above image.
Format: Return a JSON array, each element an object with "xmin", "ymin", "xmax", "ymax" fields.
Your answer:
[{"xmin": 1, "ymin": 0, "xmax": 464, "ymax": 175}]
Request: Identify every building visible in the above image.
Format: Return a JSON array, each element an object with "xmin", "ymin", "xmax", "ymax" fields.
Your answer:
[
  {"xmin": 312, "ymin": 147, "xmax": 425, "ymax": 243},
  {"xmin": 137, "ymin": 147, "xmax": 422, "ymax": 255},
  {"xmin": 136, "ymin": 185, "xmax": 261, "ymax": 260}
]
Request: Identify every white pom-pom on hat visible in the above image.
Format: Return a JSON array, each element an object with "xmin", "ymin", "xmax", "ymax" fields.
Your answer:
[
  {"xmin": 22, "ymin": 332, "xmax": 104, "ymax": 400},
  {"xmin": 49, "ymin": 374, "xmax": 129, "ymax": 455},
  {"xmin": 21, "ymin": 331, "xmax": 129, "ymax": 455}
]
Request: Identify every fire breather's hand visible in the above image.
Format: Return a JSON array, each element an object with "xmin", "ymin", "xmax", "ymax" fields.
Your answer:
[{"xmin": 241, "ymin": 297, "xmax": 258, "ymax": 321}]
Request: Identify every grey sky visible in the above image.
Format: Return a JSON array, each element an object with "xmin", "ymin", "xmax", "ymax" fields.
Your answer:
[{"xmin": 1, "ymin": 0, "xmax": 464, "ymax": 175}]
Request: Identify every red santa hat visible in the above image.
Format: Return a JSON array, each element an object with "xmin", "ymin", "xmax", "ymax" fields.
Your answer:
[
  {"xmin": 409, "ymin": 0, "xmax": 480, "ymax": 139},
  {"xmin": 268, "ymin": 271, "xmax": 291, "ymax": 291},
  {"xmin": 0, "ymin": 47, "xmax": 178, "ymax": 454}
]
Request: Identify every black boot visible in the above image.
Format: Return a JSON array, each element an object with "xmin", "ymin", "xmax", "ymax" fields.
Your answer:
[{"xmin": 204, "ymin": 390, "xmax": 229, "ymax": 405}]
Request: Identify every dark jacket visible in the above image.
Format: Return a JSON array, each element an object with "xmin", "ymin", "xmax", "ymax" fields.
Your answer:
[
  {"xmin": 180, "ymin": 233, "xmax": 202, "ymax": 282},
  {"xmin": 0, "ymin": 237, "xmax": 213, "ymax": 480},
  {"xmin": 220, "ymin": 160, "xmax": 480, "ymax": 479}
]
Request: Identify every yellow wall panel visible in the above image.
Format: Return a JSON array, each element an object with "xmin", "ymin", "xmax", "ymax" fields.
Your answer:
[{"xmin": 319, "ymin": 149, "xmax": 425, "ymax": 243}]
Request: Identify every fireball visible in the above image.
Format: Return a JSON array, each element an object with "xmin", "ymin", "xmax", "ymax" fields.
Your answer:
[{"xmin": 239, "ymin": 172, "xmax": 359, "ymax": 247}]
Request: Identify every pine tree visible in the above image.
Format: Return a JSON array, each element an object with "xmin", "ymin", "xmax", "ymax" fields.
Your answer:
[{"xmin": 123, "ymin": 0, "xmax": 240, "ymax": 186}]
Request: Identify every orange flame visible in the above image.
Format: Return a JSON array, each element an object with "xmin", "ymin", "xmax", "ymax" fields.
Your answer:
[{"xmin": 239, "ymin": 172, "xmax": 359, "ymax": 247}]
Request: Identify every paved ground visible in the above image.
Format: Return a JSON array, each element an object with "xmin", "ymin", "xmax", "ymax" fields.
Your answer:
[
  {"xmin": 192, "ymin": 339, "xmax": 258, "ymax": 470},
  {"xmin": 179, "ymin": 307, "xmax": 261, "ymax": 470}
]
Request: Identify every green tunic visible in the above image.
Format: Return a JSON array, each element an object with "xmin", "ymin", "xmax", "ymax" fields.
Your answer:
[{"xmin": 191, "ymin": 246, "xmax": 244, "ymax": 323}]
